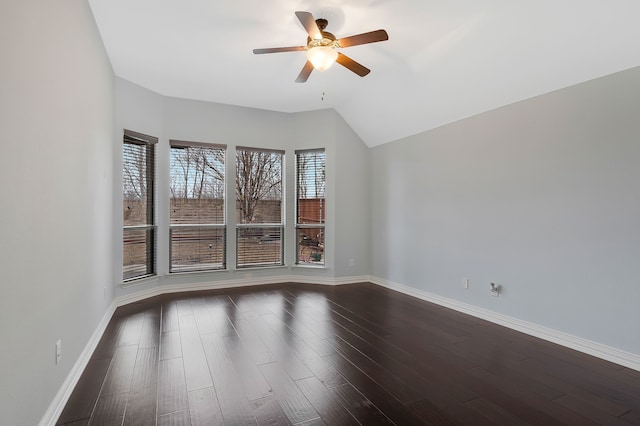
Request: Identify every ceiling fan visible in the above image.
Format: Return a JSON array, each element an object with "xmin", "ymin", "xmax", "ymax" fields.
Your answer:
[{"xmin": 253, "ymin": 11, "xmax": 389, "ymax": 83}]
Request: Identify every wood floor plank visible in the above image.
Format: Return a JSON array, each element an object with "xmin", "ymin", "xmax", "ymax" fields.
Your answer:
[
  {"xmin": 620, "ymin": 409, "xmax": 640, "ymax": 424},
  {"xmin": 281, "ymin": 292, "xmax": 334, "ymax": 330},
  {"xmin": 519, "ymin": 357, "xmax": 633, "ymax": 416},
  {"xmin": 176, "ymin": 298, "xmax": 194, "ymax": 316},
  {"xmin": 258, "ymin": 362, "xmax": 319, "ymax": 424},
  {"xmin": 385, "ymin": 331, "xmax": 478, "ymax": 372},
  {"xmin": 89, "ymin": 392, "xmax": 127, "ymax": 426},
  {"xmin": 200, "ymin": 332, "xmax": 258, "ymax": 426},
  {"xmin": 203, "ymin": 295, "xmax": 239, "ymax": 336},
  {"xmin": 91, "ymin": 317, "xmax": 127, "ymax": 360},
  {"xmin": 162, "ymin": 301, "xmax": 180, "ymax": 332},
  {"xmin": 118, "ymin": 312, "xmax": 145, "ymax": 347},
  {"xmin": 246, "ymin": 314, "xmax": 314, "ymax": 381},
  {"xmin": 123, "ymin": 347, "xmax": 159, "ymax": 426},
  {"xmin": 620, "ymin": 368, "xmax": 640, "ymax": 381},
  {"xmin": 157, "ymin": 357, "xmax": 189, "ymax": 416},
  {"xmin": 188, "ymin": 387, "xmax": 224, "ymax": 426},
  {"xmin": 531, "ymin": 350, "xmax": 640, "ymax": 410},
  {"xmin": 230, "ymin": 292, "xmax": 275, "ymax": 315},
  {"xmin": 438, "ymin": 367, "xmax": 566, "ymax": 425},
  {"xmin": 324, "ymin": 353, "xmax": 425, "ymax": 426},
  {"xmin": 261, "ymin": 313, "xmax": 345, "ymax": 388},
  {"xmin": 178, "ymin": 314, "xmax": 213, "ymax": 391},
  {"xmin": 139, "ymin": 307, "xmax": 161, "ymax": 349},
  {"xmin": 58, "ymin": 420, "xmax": 89, "ymax": 426},
  {"xmin": 229, "ymin": 317, "xmax": 276, "ymax": 365},
  {"xmin": 453, "ymin": 335, "xmax": 529, "ymax": 367},
  {"xmin": 100, "ymin": 344, "xmax": 138, "ymax": 397},
  {"xmin": 332, "ymin": 382, "xmax": 394, "ymax": 425},
  {"xmin": 331, "ymin": 322, "xmax": 477, "ymax": 402},
  {"xmin": 261, "ymin": 313, "xmax": 336, "ymax": 359},
  {"xmin": 191, "ymin": 299, "xmax": 217, "ymax": 335},
  {"xmin": 56, "ymin": 357, "xmax": 111, "ymax": 424},
  {"xmin": 407, "ymin": 397, "xmax": 461, "ymax": 426},
  {"xmin": 295, "ymin": 418, "xmax": 325, "ymax": 426},
  {"xmin": 250, "ymin": 395, "xmax": 293, "ymax": 426},
  {"xmin": 466, "ymin": 366, "xmax": 597, "ymax": 425},
  {"xmin": 465, "ymin": 397, "xmax": 529, "ymax": 426},
  {"xmin": 157, "ymin": 409, "xmax": 191, "ymax": 426},
  {"xmin": 295, "ymin": 376, "xmax": 359, "ymax": 425},
  {"xmin": 223, "ymin": 334, "xmax": 273, "ymax": 401},
  {"xmin": 329, "ymin": 335, "xmax": 423, "ymax": 404},
  {"xmin": 553, "ymin": 394, "xmax": 631, "ymax": 426},
  {"xmin": 160, "ymin": 330, "xmax": 182, "ymax": 360}
]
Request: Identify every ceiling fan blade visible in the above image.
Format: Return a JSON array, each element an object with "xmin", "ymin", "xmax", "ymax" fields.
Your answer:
[
  {"xmin": 253, "ymin": 46, "xmax": 306, "ymax": 54},
  {"xmin": 336, "ymin": 53, "xmax": 370, "ymax": 77},
  {"xmin": 295, "ymin": 11, "xmax": 322, "ymax": 40},
  {"xmin": 295, "ymin": 61, "xmax": 314, "ymax": 83},
  {"xmin": 337, "ymin": 29, "xmax": 389, "ymax": 48}
]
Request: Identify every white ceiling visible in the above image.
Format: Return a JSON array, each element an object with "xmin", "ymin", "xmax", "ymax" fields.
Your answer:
[{"xmin": 88, "ymin": 0, "xmax": 640, "ymax": 147}]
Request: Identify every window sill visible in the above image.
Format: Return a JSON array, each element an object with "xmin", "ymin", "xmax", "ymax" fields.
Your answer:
[
  {"xmin": 292, "ymin": 264, "xmax": 327, "ymax": 270},
  {"xmin": 169, "ymin": 268, "xmax": 231, "ymax": 277},
  {"xmin": 120, "ymin": 275, "xmax": 160, "ymax": 288},
  {"xmin": 235, "ymin": 265, "xmax": 288, "ymax": 272}
]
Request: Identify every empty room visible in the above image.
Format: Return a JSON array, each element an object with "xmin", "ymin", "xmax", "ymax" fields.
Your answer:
[{"xmin": 1, "ymin": 1, "xmax": 640, "ymax": 425}]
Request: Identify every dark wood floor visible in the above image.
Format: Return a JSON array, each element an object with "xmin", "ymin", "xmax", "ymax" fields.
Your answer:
[{"xmin": 56, "ymin": 282, "xmax": 640, "ymax": 425}]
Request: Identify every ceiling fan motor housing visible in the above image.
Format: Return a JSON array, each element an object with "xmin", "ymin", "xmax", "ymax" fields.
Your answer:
[{"xmin": 307, "ymin": 19, "xmax": 337, "ymax": 49}]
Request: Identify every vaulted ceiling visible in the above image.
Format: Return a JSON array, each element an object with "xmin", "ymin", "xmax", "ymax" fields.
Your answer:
[{"xmin": 88, "ymin": 0, "xmax": 640, "ymax": 147}]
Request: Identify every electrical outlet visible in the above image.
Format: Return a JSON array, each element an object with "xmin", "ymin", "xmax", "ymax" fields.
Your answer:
[
  {"xmin": 490, "ymin": 282, "xmax": 501, "ymax": 297},
  {"xmin": 348, "ymin": 259, "xmax": 355, "ymax": 267},
  {"xmin": 55, "ymin": 340, "xmax": 62, "ymax": 365},
  {"xmin": 463, "ymin": 278, "xmax": 469, "ymax": 289}
]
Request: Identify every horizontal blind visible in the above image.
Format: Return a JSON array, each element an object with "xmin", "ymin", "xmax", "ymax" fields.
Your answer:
[{"xmin": 169, "ymin": 141, "xmax": 226, "ymax": 272}]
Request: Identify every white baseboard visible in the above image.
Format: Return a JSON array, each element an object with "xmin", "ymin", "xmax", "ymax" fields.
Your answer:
[
  {"xmin": 39, "ymin": 301, "xmax": 117, "ymax": 426},
  {"xmin": 370, "ymin": 276, "xmax": 640, "ymax": 372},
  {"xmin": 116, "ymin": 274, "xmax": 370, "ymax": 307}
]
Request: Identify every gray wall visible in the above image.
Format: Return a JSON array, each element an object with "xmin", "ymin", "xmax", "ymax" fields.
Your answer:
[
  {"xmin": 114, "ymin": 80, "xmax": 371, "ymax": 298},
  {"xmin": 334, "ymin": 114, "xmax": 371, "ymax": 277},
  {"xmin": 0, "ymin": 1, "xmax": 115, "ymax": 424},
  {"xmin": 371, "ymin": 66, "xmax": 640, "ymax": 355}
]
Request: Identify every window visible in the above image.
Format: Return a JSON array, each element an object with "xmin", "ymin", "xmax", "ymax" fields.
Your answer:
[
  {"xmin": 296, "ymin": 149, "xmax": 325, "ymax": 265},
  {"xmin": 236, "ymin": 147, "xmax": 284, "ymax": 268},
  {"xmin": 123, "ymin": 130, "xmax": 157, "ymax": 281},
  {"xmin": 169, "ymin": 141, "xmax": 226, "ymax": 272}
]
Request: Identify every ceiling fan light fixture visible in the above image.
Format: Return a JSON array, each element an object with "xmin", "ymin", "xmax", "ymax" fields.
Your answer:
[{"xmin": 306, "ymin": 46, "xmax": 338, "ymax": 71}]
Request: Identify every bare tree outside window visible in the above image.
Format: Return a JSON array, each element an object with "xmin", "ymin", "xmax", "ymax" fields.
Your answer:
[
  {"xmin": 123, "ymin": 146, "xmax": 146, "ymax": 199},
  {"xmin": 236, "ymin": 149, "xmax": 282, "ymax": 224},
  {"xmin": 170, "ymin": 146, "xmax": 224, "ymax": 201}
]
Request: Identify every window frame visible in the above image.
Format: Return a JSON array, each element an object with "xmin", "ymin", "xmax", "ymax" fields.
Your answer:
[
  {"xmin": 295, "ymin": 148, "xmax": 326, "ymax": 266},
  {"xmin": 235, "ymin": 146, "xmax": 285, "ymax": 269},
  {"xmin": 122, "ymin": 129, "xmax": 157, "ymax": 282},
  {"xmin": 168, "ymin": 140, "xmax": 227, "ymax": 273}
]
